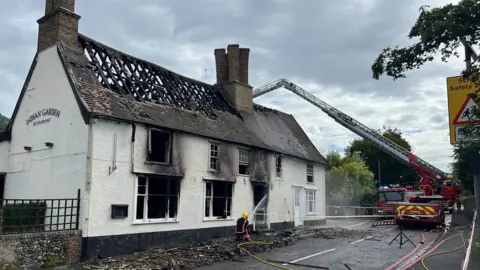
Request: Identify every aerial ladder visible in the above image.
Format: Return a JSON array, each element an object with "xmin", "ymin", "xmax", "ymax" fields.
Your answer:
[{"xmin": 253, "ymin": 79, "xmax": 461, "ymax": 224}]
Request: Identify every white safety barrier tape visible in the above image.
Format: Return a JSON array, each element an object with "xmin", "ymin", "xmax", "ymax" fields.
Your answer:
[
  {"xmin": 461, "ymin": 210, "xmax": 477, "ymax": 270},
  {"xmin": 253, "ymin": 213, "xmax": 444, "ymax": 219}
]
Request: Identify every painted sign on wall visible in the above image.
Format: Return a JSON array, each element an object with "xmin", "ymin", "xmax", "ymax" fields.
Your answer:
[
  {"xmin": 446, "ymin": 76, "xmax": 480, "ymax": 144},
  {"xmin": 26, "ymin": 108, "xmax": 61, "ymax": 126}
]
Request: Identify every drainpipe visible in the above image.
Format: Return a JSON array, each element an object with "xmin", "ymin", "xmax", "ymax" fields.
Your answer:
[
  {"xmin": 83, "ymin": 118, "xmax": 95, "ymax": 238},
  {"xmin": 131, "ymin": 124, "xmax": 136, "ymax": 172}
]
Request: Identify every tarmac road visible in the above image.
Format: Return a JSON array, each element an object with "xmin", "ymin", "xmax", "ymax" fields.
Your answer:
[{"xmin": 195, "ymin": 218, "xmax": 440, "ymax": 270}]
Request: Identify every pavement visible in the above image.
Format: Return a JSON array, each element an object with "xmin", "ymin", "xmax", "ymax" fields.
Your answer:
[{"xmin": 195, "ymin": 218, "xmax": 440, "ymax": 270}]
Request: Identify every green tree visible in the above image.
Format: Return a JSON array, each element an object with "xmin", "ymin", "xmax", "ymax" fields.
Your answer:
[
  {"xmin": 345, "ymin": 127, "xmax": 418, "ymax": 187},
  {"xmin": 325, "ymin": 151, "xmax": 376, "ymax": 206},
  {"xmin": 451, "ymin": 142, "xmax": 480, "ymax": 194},
  {"xmin": 371, "ymin": 0, "xmax": 480, "ymax": 190},
  {"xmin": 0, "ymin": 113, "xmax": 9, "ymax": 132}
]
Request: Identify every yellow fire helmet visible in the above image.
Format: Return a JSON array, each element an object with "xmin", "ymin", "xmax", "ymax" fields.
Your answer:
[
  {"xmin": 242, "ymin": 211, "xmax": 248, "ymax": 219},
  {"xmin": 446, "ymin": 174, "xmax": 453, "ymax": 179}
]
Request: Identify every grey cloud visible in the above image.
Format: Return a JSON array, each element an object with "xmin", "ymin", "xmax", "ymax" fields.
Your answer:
[{"xmin": 0, "ymin": 0, "xmax": 457, "ymax": 170}]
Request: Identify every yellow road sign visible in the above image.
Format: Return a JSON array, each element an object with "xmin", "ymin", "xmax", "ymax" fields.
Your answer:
[{"xmin": 446, "ymin": 76, "xmax": 480, "ymax": 144}]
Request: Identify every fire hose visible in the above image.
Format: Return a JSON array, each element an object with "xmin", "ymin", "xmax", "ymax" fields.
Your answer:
[
  {"xmin": 408, "ymin": 230, "xmax": 466, "ymax": 270},
  {"xmin": 236, "ymin": 237, "xmax": 292, "ymax": 270},
  {"xmin": 386, "ymin": 229, "xmax": 466, "ymax": 270}
]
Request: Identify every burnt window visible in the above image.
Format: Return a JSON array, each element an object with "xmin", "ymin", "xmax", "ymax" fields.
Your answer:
[
  {"xmin": 275, "ymin": 155, "xmax": 282, "ymax": 178},
  {"xmin": 238, "ymin": 149, "xmax": 250, "ymax": 175},
  {"xmin": 209, "ymin": 143, "xmax": 220, "ymax": 171},
  {"xmin": 148, "ymin": 129, "xmax": 171, "ymax": 163},
  {"xmin": 136, "ymin": 176, "xmax": 180, "ymax": 222},
  {"xmin": 307, "ymin": 164, "xmax": 314, "ymax": 183},
  {"xmin": 204, "ymin": 181, "xmax": 233, "ymax": 219}
]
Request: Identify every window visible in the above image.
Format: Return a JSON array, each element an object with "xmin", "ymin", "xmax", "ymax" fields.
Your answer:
[
  {"xmin": 136, "ymin": 176, "xmax": 180, "ymax": 222},
  {"xmin": 306, "ymin": 189, "xmax": 316, "ymax": 214},
  {"xmin": 238, "ymin": 149, "xmax": 250, "ymax": 175},
  {"xmin": 275, "ymin": 155, "xmax": 282, "ymax": 178},
  {"xmin": 307, "ymin": 164, "xmax": 314, "ymax": 183},
  {"xmin": 209, "ymin": 143, "xmax": 220, "ymax": 171},
  {"xmin": 204, "ymin": 181, "xmax": 233, "ymax": 219},
  {"xmin": 148, "ymin": 129, "xmax": 171, "ymax": 163}
]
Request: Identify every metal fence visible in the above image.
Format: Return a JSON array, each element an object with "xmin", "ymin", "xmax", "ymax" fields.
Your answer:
[{"xmin": 0, "ymin": 189, "xmax": 81, "ymax": 234}]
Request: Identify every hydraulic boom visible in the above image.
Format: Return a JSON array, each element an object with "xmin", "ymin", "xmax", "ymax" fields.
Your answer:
[{"xmin": 253, "ymin": 79, "xmax": 452, "ymax": 190}]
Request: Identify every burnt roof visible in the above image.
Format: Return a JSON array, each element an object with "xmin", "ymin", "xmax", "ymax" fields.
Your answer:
[{"xmin": 58, "ymin": 35, "xmax": 326, "ymax": 164}]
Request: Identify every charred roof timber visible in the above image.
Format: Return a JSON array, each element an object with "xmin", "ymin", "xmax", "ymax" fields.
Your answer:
[{"xmin": 77, "ymin": 35, "xmax": 238, "ymax": 119}]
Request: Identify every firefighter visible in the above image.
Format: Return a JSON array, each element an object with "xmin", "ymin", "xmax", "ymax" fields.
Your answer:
[{"xmin": 234, "ymin": 212, "xmax": 250, "ymax": 241}]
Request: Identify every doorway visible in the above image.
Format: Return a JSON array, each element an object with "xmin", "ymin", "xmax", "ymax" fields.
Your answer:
[
  {"xmin": 252, "ymin": 183, "xmax": 268, "ymax": 229},
  {"xmin": 0, "ymin": 174, "xmax": 5, "ymax": 200},
  {"xmin": 253, "ymin": 184, "xmax": 266, "ymax": 206},
  {"xmin": 293, "ymin": 186, "xmax": 304, "ymax": 227}
]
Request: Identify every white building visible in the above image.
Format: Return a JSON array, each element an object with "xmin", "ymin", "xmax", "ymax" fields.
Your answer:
[{"xmin": 0, "ymin": 0, "xmax": 327, "ymax": 260}]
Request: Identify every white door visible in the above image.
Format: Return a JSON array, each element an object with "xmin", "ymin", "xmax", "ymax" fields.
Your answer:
[{"xmin": 293, "ymin": 187, "xmax": 304, "ymax": 227}]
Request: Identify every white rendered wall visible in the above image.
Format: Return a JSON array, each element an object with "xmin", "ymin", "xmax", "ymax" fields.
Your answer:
[
  {"xmin": 87, "ymin": 119, "xmax": 326, "ymax": 237},
  {"xmin": 0, "ymin": 141, "xmax": 9, "ymax": 173},
  {"xmin": 4, "ymin": 45, "xmax": 88, "ymax": 207}
]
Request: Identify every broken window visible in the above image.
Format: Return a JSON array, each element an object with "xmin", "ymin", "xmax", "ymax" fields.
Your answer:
[
  {"xmin": 306, "ymin": 189, "xmax": 316, "ymax": 214},
  {"xmin": 136, "ymin": 176, "xmax": 180, "ymax": 222},
  {"xmin": 238, "ymin": 149, "xmax": 250, "ymax": 175},
  {"xmin": 275, "ymin": 155, "xmax": 282, "ymax": 178},
  {"xmin": 148, "ymin": 129, "xmax": 171, "ymax": 163},
  {"xmin": 209, "ymin": 143, "xmax": 220, "ymax": 171},
  {"xmin": 204, "ymin": 181, "xmax": 233, "ymax": 219},
  {"xmin": 307, "ymin": 164, "xmax": 314, "ymax": 183}
]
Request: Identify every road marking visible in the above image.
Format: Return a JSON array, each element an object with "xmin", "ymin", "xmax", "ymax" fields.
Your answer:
[
  {"xmin": 345, "ymin": 220, "xmax": 372, "ymax": 228},
  {"xmin": 350, "ymin": 226, "xmax": 397, "ymax": 245},
  {"xmin": 288, "ymin": 222, "xmax": 397, "ymax": 265},
  {"xmin": 282, "ymin": 249, "xmax": 336, "ymax": 265}
]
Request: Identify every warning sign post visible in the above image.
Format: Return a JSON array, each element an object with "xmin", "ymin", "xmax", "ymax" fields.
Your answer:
[{"xmin": 447, "ymin": 76, "xmax": 480, "ymax": 144}]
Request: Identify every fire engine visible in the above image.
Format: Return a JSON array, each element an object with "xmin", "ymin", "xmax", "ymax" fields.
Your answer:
[
  {"xmin": 252, "ymin": 79, "xmax": 462, "ymax": 227},
  {"xmin": 377, "ymin": 185, "xmax": 424, "ymax": 217}
]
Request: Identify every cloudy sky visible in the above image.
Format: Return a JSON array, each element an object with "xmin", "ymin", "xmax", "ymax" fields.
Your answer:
[{"xmin": 0, "ymin": 0, "xmax": 466, "ymax": 172}]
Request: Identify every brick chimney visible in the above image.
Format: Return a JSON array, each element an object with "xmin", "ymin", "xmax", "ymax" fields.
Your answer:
[
  {"xmin": 37, "ymin": 0, "xmax": 81, "ymax": 52},
  {"xmin": 214, "ymin": 44, "xmax": 253, "ymax": 113}
]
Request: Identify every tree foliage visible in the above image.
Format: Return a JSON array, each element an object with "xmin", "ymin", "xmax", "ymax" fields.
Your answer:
[
  {"xmin": 372, "ymin": 0, "xmax": 480, "ymax": 82},
  {"xmin": 0, "ymin": 113, "xmax": 8, "ymax": 132},
  {"xmin": 451, "ymin": 141, "xmax": 480, "ymax": 193},
  {"xmin": 371, "ymin": 0, "xmax": 480, "ymax": 187},
  {"xmin": 345, "ymin": 127, "xmax": 418, "ymax": 187},
  {"xmin": 325, "ymin": 151, "xmax": 376, "ymax": 206}
]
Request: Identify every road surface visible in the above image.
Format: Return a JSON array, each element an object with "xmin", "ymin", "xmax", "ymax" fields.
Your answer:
[{"xmin": 195, "ymin": 218, "xmax": 441, "ymax": 270}]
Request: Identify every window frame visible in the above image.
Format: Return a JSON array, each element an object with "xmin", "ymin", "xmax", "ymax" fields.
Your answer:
[
  {"xmin": 133, "ymin": 175, "xmax": 180, "ymax": 224},
  {"xmin": 306, "ymin": 164, "xmax": 314, "ymax": 183},
  {"xmin": 238, "ymin": 148, "xmax": 251, "ymax": 176},
  {"xmin": 275, "ymin": 155, "xmax": 282, "ymax": 179},
  {"xmin": 203, "ymin": 180, "xmax": 234, "ymax": 220},
  {"xmin": 209, "ymin": 142, "xmax": 221, "ymax": 172},
  {"xmin": 305, "ymin": 189, "xmax": 317, "ymax": 215},
  {"xmin": 147, "ymin": 128, "xmax": 172, "ymax": 164}
]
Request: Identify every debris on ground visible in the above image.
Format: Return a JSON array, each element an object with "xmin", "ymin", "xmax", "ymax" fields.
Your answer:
[
  {"xmin": 306, "ymin": 227, "xmax": 375, "ymax": 240},
  {"xmin": 74, "ymin": 227, "xmax": 371, "ymax": 270}
]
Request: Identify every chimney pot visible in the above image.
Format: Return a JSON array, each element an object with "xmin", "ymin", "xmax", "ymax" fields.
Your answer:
[
  {"xmin": 227, "ymin": 44, "xmax": 240, "ymax": 82},
  {"xmin": 45, "ymin": 0, "xmax": 75, "ymax": 14},
  {"xmin": 238, "ymin": 48, "xmax": 250, "ymax": 85},
  {"xmin": 214, "ymin": 49, "xmax": 228, "ymax": 84}
]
